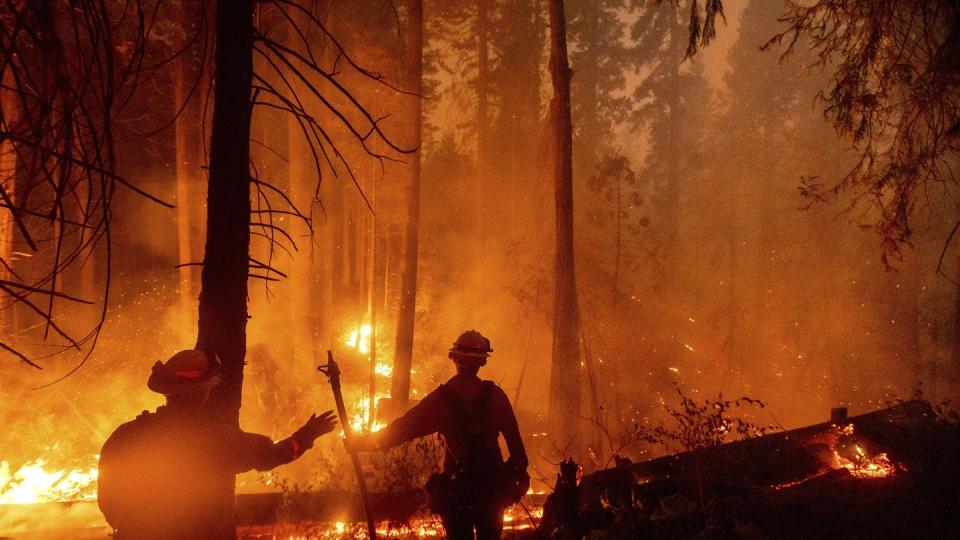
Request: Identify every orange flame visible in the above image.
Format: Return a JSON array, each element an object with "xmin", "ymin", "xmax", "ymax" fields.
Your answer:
[{"xmin": 0, "ymin": 458, "xmax": 99, "ymax": 504}]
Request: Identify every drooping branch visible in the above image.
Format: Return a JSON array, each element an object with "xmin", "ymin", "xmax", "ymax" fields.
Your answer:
[
  {"xmin": 0, "ymin": 0, "xmax": 157, "ymax": 369},
  {"xmin": 764, "ymin": 0, "xmax": 960, "ymax": 265}
]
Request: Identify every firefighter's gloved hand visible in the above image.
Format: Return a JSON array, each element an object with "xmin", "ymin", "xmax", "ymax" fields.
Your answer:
[{"xmin": 292, "ymin": 410, "xmax": 337, "ymax": 450}]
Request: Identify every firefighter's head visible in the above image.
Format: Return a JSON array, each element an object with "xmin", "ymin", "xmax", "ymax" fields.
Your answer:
[
  {"xmin": 448, "ymin": 330, "xmax": 493, "ymax": 373},
  {"xmin": 147, "ymin": 350, "xmax": 221, "ymax": 409}
]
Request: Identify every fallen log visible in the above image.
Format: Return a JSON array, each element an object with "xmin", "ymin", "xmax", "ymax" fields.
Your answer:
[{"xmin": 538, "ymin": 400, "xmax": 960, "ymax": 539}]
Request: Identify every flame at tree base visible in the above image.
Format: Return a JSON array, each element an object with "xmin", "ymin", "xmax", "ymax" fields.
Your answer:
[{"xmin": 0, "ymin": 458, "xmax": 99, "ymax": 505}]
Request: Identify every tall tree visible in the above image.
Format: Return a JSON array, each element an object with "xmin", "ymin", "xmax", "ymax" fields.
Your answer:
[
  {"xmin": 548, "ymin": 0, "xmax": 582, "ymax": 449},
  {"xmin": 489, "ymin": 0, "xmax": 544, "ymax": 239},
  {"xmin": 188, "ymin": 0, "xmax": 411, "ymax": 521},
  {"xmin": 569, "ymin": 0, "xmax": 629, "ymax": 184},
  {"xmin": 392, "ymin": 0, "xmax": 424, "ymax": 410},
  {"xmin": 196, "ymin": 0, "xmax": 255, "ymax": 424},
  {"xmin": 193, "ymin": 0, "xmax": 412, "ymax": 422}
]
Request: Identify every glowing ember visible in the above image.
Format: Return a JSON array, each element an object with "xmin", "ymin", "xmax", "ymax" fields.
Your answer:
[
  {"xmin": 772, "ymin": 422, "xmax": 903, "ymax": 491},
  {"xmin": 831, "ymin": 424, "xmax": 901, "ymax": 479},
  {"xmin": 835, "ymin": 446, "xmax": 898, "ymax": 479},
  {"xmin": 0, "ymin": 458, "xmax": 99, "ymax": 504}
]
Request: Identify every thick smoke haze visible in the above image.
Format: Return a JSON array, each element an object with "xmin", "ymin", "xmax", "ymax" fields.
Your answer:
[{"xmin": 1, "ymin": 1, "xmax": 957, "ymax": 527}]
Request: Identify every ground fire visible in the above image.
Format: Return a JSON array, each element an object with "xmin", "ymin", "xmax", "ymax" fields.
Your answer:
[
  {"xmin": 3, "ymin": 400, "xmax": 958, "ymax": 538},
  {"xmin": 2, "ymin": 0, "xmax": 959, "ymax": 538}
]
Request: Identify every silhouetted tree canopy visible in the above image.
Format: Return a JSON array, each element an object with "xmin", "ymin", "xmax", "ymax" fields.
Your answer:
[{"xmin": 766, "ymin": 0, "xmax": 960, "ymax": 265}]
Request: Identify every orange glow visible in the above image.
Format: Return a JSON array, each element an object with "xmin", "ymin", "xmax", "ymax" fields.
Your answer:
[
  {"xmin": 349, "ymin": 392, "xmax": 388, "ymax": 433},
  {"xmin": 831, "ymin": 424, "xmax": 900, "ymax": 479},
  {"xmin": 0, "ymin": 458, "xmax": 99, "ymax": 504},
  {"xmin": 344, "ymin": 324, "xmax": 373, "ymax": 355},
  {"xmin": 834, "ymin": 445, "xmax": 898, "ymax": 479}
]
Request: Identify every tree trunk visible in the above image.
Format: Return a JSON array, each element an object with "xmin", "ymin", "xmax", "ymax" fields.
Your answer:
[
  {"xmin": 196, "ymin": 0, "xmax": 255, "ymax": 426},
  {"xmin": 954, "ymin": 241, "xmax": 960, "ymax": 376},
  {"xmin": 366, "ymin": 166, "xmax": 377, "ymax": 429},
  {"xmin": 548, "ymin": 0, "xmax": 582, "ymax": 450},
  {"xmin": 391, "ymin": 0, "xmax": 423, "ymax": 410},
  {"xmin": 0, "ymin": 67, "xmax": 18, "ymax": 335},
  {"xmin": 175, "ymin": 0, "xmax": 205, "ymax": 324}
]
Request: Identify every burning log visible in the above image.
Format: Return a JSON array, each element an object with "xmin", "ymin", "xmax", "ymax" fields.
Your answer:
[{"xmin": 537, "ymin": 400, "xmax": 960, "ymax": 539}]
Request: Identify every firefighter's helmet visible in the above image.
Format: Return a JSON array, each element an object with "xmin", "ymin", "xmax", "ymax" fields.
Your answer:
[
  {"xmin": 147, "ymin": 350, "xmax": 221, "ymax": 395},
  {"xmin": 449, "ymin": 330, "xmax": 493, "ymax": 359}
]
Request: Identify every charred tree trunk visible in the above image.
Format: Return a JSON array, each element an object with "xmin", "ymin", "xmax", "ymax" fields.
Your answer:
[
  {"xmin": 548, "ymin": 0, "xmax": 582, "ymax": 450},
  {"xmin": 196, "ymin": 0, "xmax": 254, "ymax": 425},
  {"xmin": 391, "ymin": 0, "xmax": 423, "ymax": 410}
]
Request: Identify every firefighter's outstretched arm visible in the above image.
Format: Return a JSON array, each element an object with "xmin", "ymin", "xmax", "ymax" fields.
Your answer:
[
  {"xmin": 288, "ymin": 410, "xmax": 338, "ymax": 457},
  {"xmin": 349, "ymin": 391, "xmax": 443, "ymax": 452},
  {"xmin": 233, "ymin": 410, "xmax": 337, "ymax": 472}
]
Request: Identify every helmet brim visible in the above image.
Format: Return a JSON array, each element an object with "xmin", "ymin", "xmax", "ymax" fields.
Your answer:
[
  {"xmin": 147, "ymin": 370, "xmax": 220, "ymax": 396},
  {"xmin": 449, "ymin": 349, "xmax": 491, "ymax": 358}
]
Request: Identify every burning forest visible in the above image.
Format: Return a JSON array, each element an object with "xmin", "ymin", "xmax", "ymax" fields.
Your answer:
[{"xmin": 1, "ymin": 0, "xmax": 959, "ymax": 538}]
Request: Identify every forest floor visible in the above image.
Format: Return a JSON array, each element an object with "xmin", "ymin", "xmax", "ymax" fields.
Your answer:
[
  {"xmin": 4, "ymin": 402, "xmax": 958, "ymax": 539},
  {"xmin": 537, "ymin": 400, "xmax": 960, "ymax": 539}
]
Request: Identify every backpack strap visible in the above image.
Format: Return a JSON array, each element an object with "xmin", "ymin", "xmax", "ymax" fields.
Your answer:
[
  {"xmin": 436, "ymin": 381, "xmax": 499, "ymax": 445},
  {"xmin": 436, "ymin": 383, "xmax": 472, "ymax": 431},
  {"xmin": 474, "ymin": 380, "xmax": 497, "ymax": 424}
]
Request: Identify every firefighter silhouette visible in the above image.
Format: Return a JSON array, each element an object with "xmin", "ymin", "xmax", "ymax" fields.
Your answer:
[
  {"xmin": 97, "ymin": 350, "xmax": 336, "ymax": 539},
  {"xmin": 351, "ymin": 330, "xmax": 530, "ymax": 540}
]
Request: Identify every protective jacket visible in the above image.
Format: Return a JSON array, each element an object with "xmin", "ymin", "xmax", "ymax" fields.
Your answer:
[
  {"xmin": 98, "ymin": 406, "xmax": 300, "ymax": 540},
  {"xmin": 378, "ymin": 373, "xmax": 527, "ymax": 540},
  {"xmin": 379, "ymin": 373, "xmax": 528, "ymax": 474}
]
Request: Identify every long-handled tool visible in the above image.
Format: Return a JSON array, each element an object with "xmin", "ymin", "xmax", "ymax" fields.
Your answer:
[{"xmin": 319, "ymin": 350, "xmax": 377, "ymax": 539}]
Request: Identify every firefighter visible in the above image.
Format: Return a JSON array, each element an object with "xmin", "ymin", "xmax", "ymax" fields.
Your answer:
[
  {"xmin": 350, "ymin": 330, "xmax": 529, "ymax": 540},
  {"xmin": 97, "ymin": 350, "xmax": 336, "ymax": 539}
]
